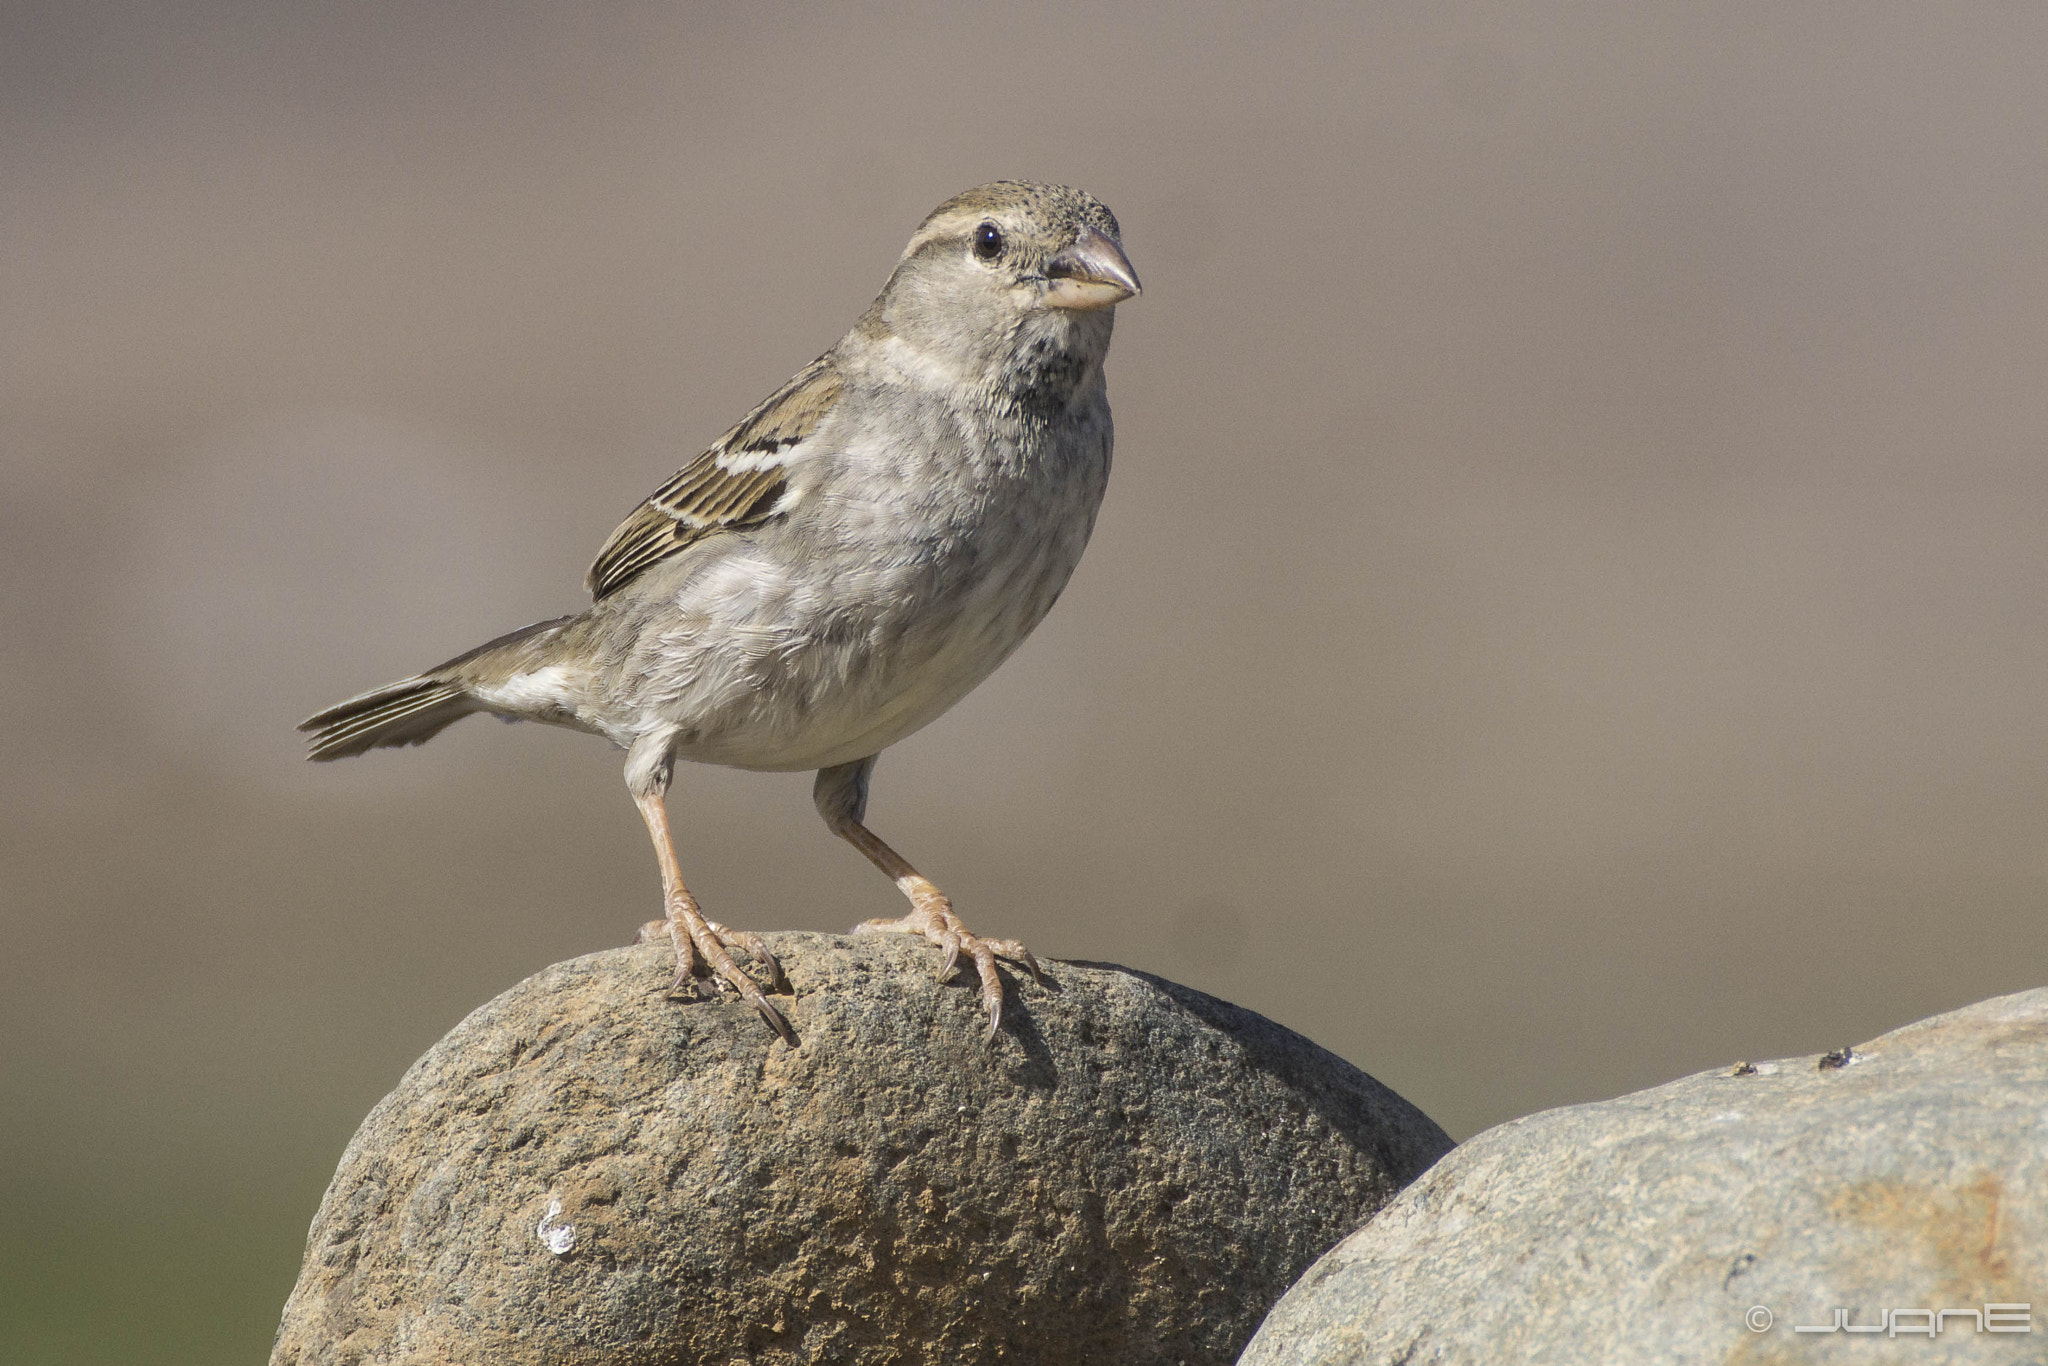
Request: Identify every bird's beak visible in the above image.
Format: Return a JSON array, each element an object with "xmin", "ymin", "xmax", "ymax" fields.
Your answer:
[{"xmin": 1042, "ymin": 228, "xmax": 1141, "ymax": 310}]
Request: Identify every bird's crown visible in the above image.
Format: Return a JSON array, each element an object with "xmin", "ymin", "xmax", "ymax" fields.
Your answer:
[{"xmin": 901, "ymin": 181, "xmax": 1122, "ymax": 260}]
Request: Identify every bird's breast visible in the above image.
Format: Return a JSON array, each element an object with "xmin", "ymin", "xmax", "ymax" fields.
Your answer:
[{"xmin": 647, "ymin": 392, "xmax": 1112, "ymax": 771}]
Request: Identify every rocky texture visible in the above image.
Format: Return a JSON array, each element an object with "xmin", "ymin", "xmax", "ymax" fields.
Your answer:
[
  {"xmin": 1241, "ymin": 988, "xmax": 2048, "ymax": 1366},
  {"xmin": 273, "ymin": 934, "xmax": 1451, "ymax": 1366}
]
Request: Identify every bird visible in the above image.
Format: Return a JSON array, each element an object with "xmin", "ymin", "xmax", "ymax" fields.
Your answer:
[{"xmin": 299, "ymin": 181, "xmax": 1139, "ymax": 1045}]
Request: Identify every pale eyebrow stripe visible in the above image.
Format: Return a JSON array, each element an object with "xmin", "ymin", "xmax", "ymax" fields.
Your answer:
[{"xmin": 898, "ymin": 210, "xmax": 984, "ymax": 260}]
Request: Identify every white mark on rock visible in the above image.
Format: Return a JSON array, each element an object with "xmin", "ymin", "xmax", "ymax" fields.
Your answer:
[{"xmin": 537, "ymin": 1198, "xmax": 576, "ymax": 1255}]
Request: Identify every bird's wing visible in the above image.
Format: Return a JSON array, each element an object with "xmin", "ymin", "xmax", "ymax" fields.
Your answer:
[{"xmin": 586, "ymin": 353, "xmax": 844, "ymax": 599}]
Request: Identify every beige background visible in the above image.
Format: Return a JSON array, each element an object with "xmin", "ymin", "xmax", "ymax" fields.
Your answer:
[{"xmin": 6, "ymin": 4, "xmax": 2048, "ymax": 1360}]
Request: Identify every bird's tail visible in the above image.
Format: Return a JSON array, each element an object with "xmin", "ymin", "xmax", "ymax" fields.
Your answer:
[
  {"xmin": 298, "ymin": 616, "xmax": 574, "ymax": 761},
  {"xmin": 299, "ymin": 676, "xmax": 478, "ymax": 761}
]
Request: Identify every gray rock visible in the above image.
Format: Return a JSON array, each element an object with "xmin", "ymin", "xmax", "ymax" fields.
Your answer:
[
  {"xmin": 1240, "ymin": 987, "xmax": 2048, "ymax": 1366},
  {"xmin": 273, "ymin": 933, "xmax": 1451, "ymax": 1365}
]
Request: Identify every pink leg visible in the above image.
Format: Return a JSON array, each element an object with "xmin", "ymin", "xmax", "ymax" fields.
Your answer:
[
  {"xmin": 633, "ymin": 788, "xmax": 793, "ymax": 1045},
  {"xmin": 815, "ymin": 759, "xmax": 1042, "ymax": 1041}
]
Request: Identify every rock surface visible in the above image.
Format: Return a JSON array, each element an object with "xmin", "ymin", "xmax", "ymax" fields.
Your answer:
[
  {"xmin": 272, "ymin": 933, "xmax": 1451, "ymax": 1366},
  {"xmin": 1240, "ymin": 987, "xmax": 2048, "ymax": 1366}
]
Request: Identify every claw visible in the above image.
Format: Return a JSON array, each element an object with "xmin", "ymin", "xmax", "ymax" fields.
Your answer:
[
  {"xmin": 650, "ymin": 908, "xmax": 791, "ymax": 1042},
  {"xmin": 986, "ymin": 939, "xmax": 1043, "ymax": 985},
  {"xmin": 743, "ymin": 939, "xmax": 786, "ymax": 992},
  {"xmin": 968, "ymin": 943, "xmax": 1005, "ymax": 1044},
  {"xmin": 847, "ymin": 900, "xmax": 1037, "ymax": 1041},
  {"xmin": 753, "ymin": 995, "xmax": 797, "ymax": 1046},
  {"xmin": 711, "ymin": 950, "xmax": 796, "ymax": 1046},
  {"xmin": 704, "ymin": 920, "xmax": 788, "ymax": 994},
  {"xmin": 635, "ymin": 790, "xmax": 789, "ymax": 1044}
]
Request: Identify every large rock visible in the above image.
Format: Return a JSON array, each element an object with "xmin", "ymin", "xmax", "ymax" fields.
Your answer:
[
  {"xmin": 1241, "ymin": 987, "xmax": 2048, "ymax": 1366},
  {"xmin": 273, "ymin": 933, "xmax": 1450, "ymax": 1365}
]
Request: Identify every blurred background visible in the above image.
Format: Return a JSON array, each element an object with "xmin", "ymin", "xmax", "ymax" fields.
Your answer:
[{"xmin": 6, "ymin": 2, "xmax": 2048, "ymax": 1359}]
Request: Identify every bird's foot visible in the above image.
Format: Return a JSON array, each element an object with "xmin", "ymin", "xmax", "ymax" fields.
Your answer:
[
  {"xmin": 852, "ymin": 887, "xmax": 1043, "ymax": 1042},
  {"xmin": 637, "ymin": 905, "xmax": 792, "ymax": 1044}
]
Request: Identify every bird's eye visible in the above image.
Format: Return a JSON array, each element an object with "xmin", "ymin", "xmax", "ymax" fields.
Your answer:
[{"xmin": 972, "ymin": 222, "xmax": 1004, "ymax": 261}]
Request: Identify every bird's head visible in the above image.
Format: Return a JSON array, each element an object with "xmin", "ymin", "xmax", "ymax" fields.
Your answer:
[{"xmin": 860, "ymin": 181, "xmax": 1139, "ymax": 406}]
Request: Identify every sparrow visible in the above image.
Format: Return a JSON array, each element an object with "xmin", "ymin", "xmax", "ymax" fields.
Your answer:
[{"xmin": 300, "ymin": 181, "xmax": 1139, "ymax": 1044}]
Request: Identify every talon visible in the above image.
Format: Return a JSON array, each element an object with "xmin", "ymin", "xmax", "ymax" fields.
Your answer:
[
  {"xmin": 742, "ymin": 939, "xmax": 786, "ymax": 992},
  {"xmin": 717, "ymin": 955, "xmax": 796, "ymax": 1046},
  {"xmin": 635, "ymin": 790, "xmax": 785, "ymax": 1041},
  {"xmin": 847, "ymin": 908, "xmax": 1036, "ymax": 1038},
  {"xmin": 980, "ymin": 969, "xmax": 1005, "ymax": 1043},
  {"xmin": 753, "ymin": 995, "xmax": 797, "ymax": 1046}
]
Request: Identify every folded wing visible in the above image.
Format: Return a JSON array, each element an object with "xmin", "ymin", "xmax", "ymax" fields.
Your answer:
[{"xmin": 586, "ymin": 353, "xmax": 843, "ymax": 599}]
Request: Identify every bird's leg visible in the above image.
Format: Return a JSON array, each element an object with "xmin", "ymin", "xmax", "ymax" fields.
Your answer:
[
  {"xmin": 631, "ymin": 784, "xmax": 792, "ymax": 1044},
  {"xmin": 814, "ymin": 758, "xmax": 1043, "ymax": 1040}
]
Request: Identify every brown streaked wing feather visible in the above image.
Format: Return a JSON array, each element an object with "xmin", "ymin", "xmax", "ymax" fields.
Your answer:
[
  {"xmin": 585, "ymin": 355, "xmax": 844, "ymax": 599},
  {"xmin": 718, "ymin": 353, "xmax": 843, "ymax": 455}
]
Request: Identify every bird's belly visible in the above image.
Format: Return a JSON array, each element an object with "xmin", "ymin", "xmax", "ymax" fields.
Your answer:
[{"xmin": 644, "ymin": 512, "xmax": 1091, "ymax": 773}]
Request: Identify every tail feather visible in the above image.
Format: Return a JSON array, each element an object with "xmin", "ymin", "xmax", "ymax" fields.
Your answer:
[
  {"xmin": 299, "ymin": 677, "xmax": 477, "ymax": 760},
  {"xmin": 301, "ymin": 615, "xmax": 575, "ymax": 761}
]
